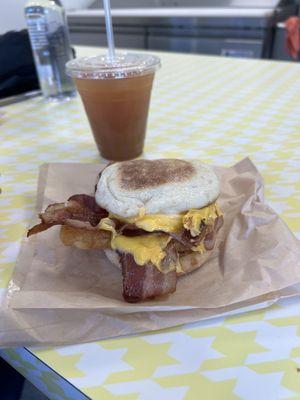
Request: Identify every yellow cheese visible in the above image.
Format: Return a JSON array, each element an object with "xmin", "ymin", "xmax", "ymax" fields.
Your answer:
[
  {"xmin": 98, "ymin": 218, "xmax": 116, "ymax": 235},
  {"xmin": 109, "ymin": 213, "xmax": 182, "ymax": 234},
  {"xmin": 132, "ymin": 214, "xmax": 183, "ymax": 233},
  {"xmin": 98, "ymin": 204, "xmax": 223, "ymax": 271},
  {"xmin": 109, "ymin": 203, "xmax": 220, "ymax": 235},
  {"xmin": 192, "ymin": 241, "xmax": 206, "ymax": 254},
  {"xmin": 183, "ymin": 204, "xmax": 221, "ymax": 237},
  {"xmin": 111, "ymin": 233, "xmax": 171, "ymax": 270}
]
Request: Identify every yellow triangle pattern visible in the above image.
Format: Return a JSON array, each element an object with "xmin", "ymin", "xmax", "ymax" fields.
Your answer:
[
  {"xmin": 1, "ymin": 49, "xmax": 300, "ymax": 399},
  {"xmin": 156, "ymin": 372, "xmax": 238, "ymax": 399},
  {"xmin": 102, "ymin": 338, "xmax": 179, "ymax": 383}
]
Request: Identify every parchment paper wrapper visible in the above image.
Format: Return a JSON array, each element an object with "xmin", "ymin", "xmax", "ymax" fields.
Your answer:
[{"xmin": 1, "ymin": 158, "xmax": 300, "ymax": 347}]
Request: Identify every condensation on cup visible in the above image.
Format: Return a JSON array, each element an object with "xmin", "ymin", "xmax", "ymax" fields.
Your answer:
[{"xmin": 66, "ymin": 53, "xmax": 161, "ymax": 161}]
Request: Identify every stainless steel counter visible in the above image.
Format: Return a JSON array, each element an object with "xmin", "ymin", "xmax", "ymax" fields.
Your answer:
[
  {"xmin": 67, "ymin": 1, "xmax": 297, "ymax": 59},
  {"xmin": 68, "ymin": 8, "xmax": 274, "ymax": 18}
]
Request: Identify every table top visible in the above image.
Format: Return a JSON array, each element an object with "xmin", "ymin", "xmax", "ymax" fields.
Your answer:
[{"xmin": 1, "ymin": 46, "xmax": 300, "ymax": 399}]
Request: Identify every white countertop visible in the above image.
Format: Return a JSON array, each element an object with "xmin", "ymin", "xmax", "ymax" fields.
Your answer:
[{"xmin": 67, "ymin": 7, "xmax": 273, "ymax": 19}]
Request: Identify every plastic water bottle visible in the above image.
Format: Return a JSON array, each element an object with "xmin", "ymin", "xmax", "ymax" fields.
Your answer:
[{"xmin": 24, "ymin": 0, "xmax": 76, "ymax": 101}]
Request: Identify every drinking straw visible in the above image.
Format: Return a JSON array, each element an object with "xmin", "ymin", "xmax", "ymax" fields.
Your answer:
[{"xmin": 103, "ymin": 0, "xmax": 116, "ymax": 61}]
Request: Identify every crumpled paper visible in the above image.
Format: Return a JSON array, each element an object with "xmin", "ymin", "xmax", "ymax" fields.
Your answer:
[{"xmin": 1, "ymin": 158, "xmax": 300, "ymax": 347}]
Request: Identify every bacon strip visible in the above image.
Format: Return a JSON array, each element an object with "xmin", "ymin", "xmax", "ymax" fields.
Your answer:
[
  {"xmin": 27, "ymin": 194, "xmax": 108, "ymax": 237},
  {"xmin": 204, "ymin": 216, "xmax": 224, "ymax": 251},
  {"xmin": 60, "ymin": 225, "xmax": 111, "ymax": 249},
  {"xmin": 27, "ymin": 192, "xmax": 223, "ymax": 302},
  {"xmin": 171, "ymin": 215, "xmax": 224, "ymax": 252},
  {"xmin": 120, "ymin": 253, "xmax": 177, "ymax": 303}
]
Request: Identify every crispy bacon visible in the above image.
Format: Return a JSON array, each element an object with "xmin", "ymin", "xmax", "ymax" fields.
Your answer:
[
  {"xmin": 179, "ymin": 220, "xmax": 207, "ymax": 249},
  {"xmin": 119, "ymin": 227, "xmax": 148, "ymax": 237},
  {"xmin": 60, "ymin": 225, "xmax": 111, "ymax": 249},
  {"xmin": 27, "ymin": 191, "xmax": 223, "ymax": 302},
  {"xmin": 171, "ymin": 215, "xmax": 224, "ymax": 252},
  {"xmin": 27, "ymin": 194, "xmax": 108, "ymax": 237},
  {"xmin": 120, "ymin": 252, "xmax": 177, "ymax": 303},
  {"xmin": 160, "ymin": 241, "xmax": 179, "ymax": 272},
  {"xmin": 204, "ymin": 216, "xmax": 224, "ymax": 251}
]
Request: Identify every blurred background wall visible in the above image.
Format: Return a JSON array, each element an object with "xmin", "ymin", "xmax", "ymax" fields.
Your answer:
[
  {"xmin": 0, "ymin": 0, "xmax": 27, "ymax": 34},
  {"xmin": 1, "ymin": 0, "xmax": 300, "ymax": 61}
]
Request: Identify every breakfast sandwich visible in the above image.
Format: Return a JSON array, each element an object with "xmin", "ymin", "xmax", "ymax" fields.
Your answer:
[{"xmin": 28, "ymin": 159, "xmax": 223, "ymax": 302}]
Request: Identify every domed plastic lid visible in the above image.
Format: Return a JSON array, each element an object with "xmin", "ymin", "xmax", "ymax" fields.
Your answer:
[{"xmin": 66, "ymin": 52, "xmax": 161, "ymax": 79}]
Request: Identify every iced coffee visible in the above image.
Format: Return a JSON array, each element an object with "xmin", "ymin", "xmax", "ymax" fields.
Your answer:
[{"xmin": 66, "ymin": 53, "xmax": 161, "ymax": 161}]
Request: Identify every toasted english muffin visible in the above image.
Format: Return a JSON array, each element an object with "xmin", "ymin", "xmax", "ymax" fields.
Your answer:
[{"xmin": 96, "ymin": 159, "xmax": 219, "ymax": 218}]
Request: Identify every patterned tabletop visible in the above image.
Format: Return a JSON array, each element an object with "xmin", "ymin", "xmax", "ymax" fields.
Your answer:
[{"xmin": 0, "ymin": 46, "xmax": 300, "ymax": 399}]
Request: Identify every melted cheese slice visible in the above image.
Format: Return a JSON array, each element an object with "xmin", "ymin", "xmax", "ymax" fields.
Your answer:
[
  {"xmin": 109, "ymin": 203, "xmax": 220, "ymax": 235},
  {"xmin": 98, "ymin": 217, "xmax": 116, "ymax": 234},
  {"xmin": 183, "ymin": 204, "xmax": 221, "ymax": 237},
  {"xmin": 133, "ymin": 214, "xmax": 183, "ymax": 233},
  {"xmin": 192, "ymin": 241, "xmax": 206, "ymax": 254},
  {"xmin": 98, "ymin": 203, "xmax": 222, "ymax": 270},
  {"xmin": 109, "ymin": 213, "xmax": 182, "ymax": 233},
  {"xmin": 111, "ymin": 233, "xmax": 171, "ymax": 270}
]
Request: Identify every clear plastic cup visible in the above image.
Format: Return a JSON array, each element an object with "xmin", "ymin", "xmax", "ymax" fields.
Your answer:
[{"xmin": 66, "ymin": 53, "xmax": 161, "ymax": 161}]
